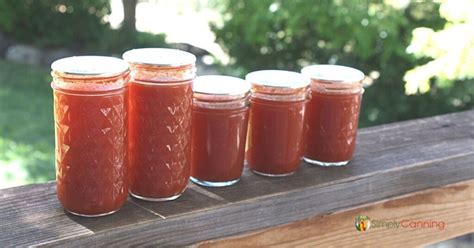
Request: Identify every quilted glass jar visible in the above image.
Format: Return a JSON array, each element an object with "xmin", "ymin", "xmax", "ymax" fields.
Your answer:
[
  {"xmin": 191, "ymin": 75, "xmax": 251, "ymax": 187},
  {"xmin": 301, "ymin": 64, "xmax": 365, "ymax": 166},
  {"xmin": 51, "ymin": 56, "xmax": 130, "ymax": 217},
  {"xmin": 123, "ymin": 48, "xmax": 196, "ymax": 201},
  {"xmin": 245, "ymin": 70, "xmax": 310, "ymax": 176}
]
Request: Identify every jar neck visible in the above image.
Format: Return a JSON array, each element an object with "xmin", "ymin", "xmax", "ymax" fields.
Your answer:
[
  {"xmin": 310, "ymin": 79, "xmax": 363, "ymax": 94},
  {"xmin": 250, "ymin": 84, "xmax": 309, "ymax": 101},
  {"xmin": 51, "ymin": 71, "xmax": 130, "ymax": 92},
  {"xmin": 52, "ymin": 86, "xmax": 126, "ymax": 96},
  {"xmin": 193, "ymin": 92, "xmax": 250, "ymax": 109},
  {"xmin": 129, "ymin": 63, "xmax": 196, "ymax": 83}
]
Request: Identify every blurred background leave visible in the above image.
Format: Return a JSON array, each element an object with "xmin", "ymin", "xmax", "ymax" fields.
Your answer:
[{"xmin": 404, "ymin": 0, "xmax": 474, "ymax": 94}]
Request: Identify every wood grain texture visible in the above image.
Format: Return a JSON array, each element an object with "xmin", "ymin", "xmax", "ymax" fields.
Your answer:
[
  {"xmin": 0, "ymin": 182, "xmax": 93, "ymax": 246},
  {"xmin": 198, "ymin": 180, "xmax": 474, "ymax": 248},
  {"xmin": 129, "ymin": 184, "xmax": 228, "ymax": 218},
  {"xmin": 0, "ymin": 110, "xmax": 472, "ymax": 247}
]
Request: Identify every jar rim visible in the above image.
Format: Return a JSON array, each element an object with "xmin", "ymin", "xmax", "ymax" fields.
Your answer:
[
  {"xmin": 301, "ymin": 64, "xmax": 365, "ymax": 83},
  {"xmin": 51, "ymin": 56, "xmax": 129, "ymax": 77},
  {"xmin": 194, "ymin": 75, "xmax": 251, "ymax": 96},
  {"xmin": 245, "ymin": 70, "xmax": 310, "ymax": 89},
  {"xmin": 122, "ymin": 48, "xmax": 196, "ymax": 67},
  {"xmin": 51, "ymin": 69, "xmax": 129, "ymax": 92}
]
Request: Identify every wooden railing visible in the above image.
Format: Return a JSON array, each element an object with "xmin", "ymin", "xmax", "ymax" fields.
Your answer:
[{"xmin": 1, "ymin": 110, "xmax": 473, "ymax": 247}]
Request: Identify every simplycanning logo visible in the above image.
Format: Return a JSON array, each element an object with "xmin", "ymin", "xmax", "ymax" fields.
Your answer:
[
  {"xmin": 355, "ymin": 215, "xmax": 371, "ymax": 231},
  {"xmin": 355, "ymin": 215, "xmax": 445, "ymax": 232}
]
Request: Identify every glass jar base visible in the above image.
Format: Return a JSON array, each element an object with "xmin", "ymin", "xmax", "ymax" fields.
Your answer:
[
  {"xmin": 190, "ymin": 177, "xmax": 240, "ymax": 187},
  {"xmin": 129, "ymin": 191, "xmax": 183, "ymax": 202},
  {"xmin": 303, "ymin": 157, "xmax": 350, "ymax": 167},
  {"xmin": 66, "ymin": 209, "xmax": 119, "ymax": 218},
  {"xmin": 251, "ymin": 170, "xmax": 295, "ymax": 177}
]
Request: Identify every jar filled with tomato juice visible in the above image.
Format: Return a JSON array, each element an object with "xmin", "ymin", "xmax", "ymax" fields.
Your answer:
[
  {"xmin": 301, "ymin": 65, "xmax": 365, "ymax": 166},
  {"xmin": 245, "ymin": 70, "xmax": 310, "ymax": 177},
  {"xmin": 51, "ymin": 56, "xmax": 130, "ymax": 217},
  {"xmin": 123, "ymin": 48, "xmax": 196, "ymax": 201},
  {"xmin": 191, "ymin": 75, "xmax": 251, "ymax": 187}
]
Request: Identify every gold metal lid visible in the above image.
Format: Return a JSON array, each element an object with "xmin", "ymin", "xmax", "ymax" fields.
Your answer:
[
  {"xmin": 194, "ymin": 75, "xmax": 251, "ymax": 96},
  {"xmin": 301, "ymin": 64, "xmax": 365, "ymax": 83},
  {"xmin": 122, "ymin": 48, "xmax": 196, "ymax": 67},
  {"xmin": 51, "ymin": 56, "xmax": 129, "ymax": 77},
  {"xmin": 245, "ymin": 70, "xmax": 310, "ymax": 89}
]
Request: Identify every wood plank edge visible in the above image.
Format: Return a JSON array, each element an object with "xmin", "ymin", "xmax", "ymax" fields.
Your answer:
[{"xmin": 197, "ymin": 179, "xmax": 474, "ymax": 247}]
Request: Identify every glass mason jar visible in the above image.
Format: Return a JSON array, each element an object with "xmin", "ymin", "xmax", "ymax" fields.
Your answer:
[
  {"xmin": 245, "ymin": 70, "xmax": 310, "ymax": 177},
  {"xmin": 51, "ymin": 56, "xmax": 130, "ymax": 217},
  {"xmin": 191, "ymin": 75, "xmax": 251, "ymax": 187},
  {"xmin": 301, "ymin": 64, "xmax": 365, "ymax": 166},
  {"xmin": 123, "ymin": 48, "xmax": 196, "ymax": 201}
]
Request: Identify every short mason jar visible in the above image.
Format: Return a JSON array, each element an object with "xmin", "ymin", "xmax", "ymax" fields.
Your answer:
[
  {"xmin": 51, "ymin": 56, "xmax": 130, "ymax": 217},
  {"xmin": 191, "ymin": 75, "xmax": 251, "ymax": 187},
  {"xmin": 123, "ymin": 48, "xmax": 196, "ymax": 201},
  {"xmin": 301, "ymin": 64, "xmax": 365, "ymax": 166},
  {"xmin": 245, "ymin": 70, "xmax": 310, "ymax": 177}
]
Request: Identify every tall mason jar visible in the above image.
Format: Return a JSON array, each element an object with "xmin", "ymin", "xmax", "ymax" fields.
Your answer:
[
  {"xmin": 301, "ymin": 65, "xmax": 365, "ymax": 166},
  {"xmin": 123, "ymin": 48, "xmax": 196, "ymax": 201},
  {"xmin": 245, "ymin": 70, "xmax": 310, "ymax": 177},
  {"xmin": 51, "ymin": 56, "xmax": 130, "ymax": 217},
  {"xmin": 191, "ymin": 75, "xmax": 251, "ymax": 187}
]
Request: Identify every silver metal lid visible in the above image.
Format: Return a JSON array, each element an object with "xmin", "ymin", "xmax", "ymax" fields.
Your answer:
[
  {"xmin": 245, "ymin": 70, "xmax": 310, "ymax": 88},
  {"xmin": 122, "ymin": 48, "xmax": 196, "ymax": 67},
  {"xmin": 193, "ymin": 75, "xmax": 251, "ymax": 96},
  {"xmin": 301, "ymin": 64, "xmax": 365, "ymax": 83},
  {"xmin": 51, "ymin": 56, "xmax": 129, "ymax": 76}
]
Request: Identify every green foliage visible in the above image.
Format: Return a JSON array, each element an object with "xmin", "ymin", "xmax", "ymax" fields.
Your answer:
[
  {"xmin": 0, "ymin": 0, "xmax": 111, "ymax": 49},
  {"xmin": 212, "ymin": 0, "xmax": 472, "ymax": 127},
  {"xmin": 0, "ymin": 0, "xmax": 168, "ymax": 54},
  {"xmin": 93, "ymin": 29, "xmax": 169, "ymax": 55},
  {"xmin": 0, "ymin": 60, "xmax": 54, "ymax": 188},
  {"xmin": 134, "ymin": 32, "xmax": 168, "ymax": 49},
  {"xmin": 0, "ymin": 0, "xmax": 169, "ymax": 56}
]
